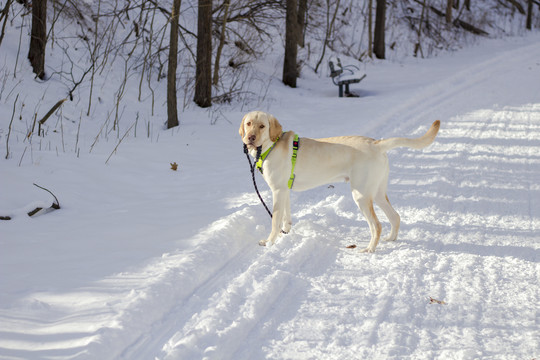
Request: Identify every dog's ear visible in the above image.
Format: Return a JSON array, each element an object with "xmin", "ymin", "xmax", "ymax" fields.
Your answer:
[
  {"xmin": 239, "ymin": 114, "xmax": 247, "ymax": 138},
  {"xmin": 268, "ymin": 114, "xmax": 283, "ymax": 142}
]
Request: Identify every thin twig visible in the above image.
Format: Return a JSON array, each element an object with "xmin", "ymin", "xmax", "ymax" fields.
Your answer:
[
  {"xmin": 315, "ymin": 0, "xmax": 341, "ymax": 73},
  {"xmin": 18, "ymin": 146, "xmax": 27, "ymax": 166},
  {"xmin": 33, "ymin": 183, "xmax": 61, "ymax": 208},
  {"xmin": 39, "ymin": 98, "xmax": 67, "ymax": 125},
  {"xmin": 75, "ymin": 112, "xmax": 82, "ymax": 153},
  {"xmin": 0, "ymin": 0, "xmax": 13, "ymax": 48},
  {"xmin": 105, "ymin": 122, "xmax": 136, "ymax": 164},
  {"xmin": 5, "ymin": 93, "xmax": 18, "ymax": 159}
]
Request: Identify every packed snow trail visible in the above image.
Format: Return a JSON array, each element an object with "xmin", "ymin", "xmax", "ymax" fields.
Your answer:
[
  {"xmin": 121, "ymin": 42, "xmax": 539, "ymax": 359},
  {"xmin": 140, "ymin": 106, "xmax": 540, "ymax": 360}
]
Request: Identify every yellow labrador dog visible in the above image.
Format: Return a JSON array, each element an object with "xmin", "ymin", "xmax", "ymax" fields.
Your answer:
[{"xmin": 239, "ymin": 110, "xmax": 440, "ymax": 252}]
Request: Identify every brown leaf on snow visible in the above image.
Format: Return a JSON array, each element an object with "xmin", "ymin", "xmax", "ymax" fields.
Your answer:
[
  {"xmin": 429, "ymin": 297, "xmax": 447, "ymax": 305},
  {"xmin": 170, "ymin": 162, "xmax": 178, "ymax": 171},
  {"xmin": 346, "ymin": 244, "xmax": 357, "ymax": 249}
]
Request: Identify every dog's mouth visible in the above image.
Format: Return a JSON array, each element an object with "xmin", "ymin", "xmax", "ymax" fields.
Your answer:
[{"xmin": 244, "ymin": 139, "xmax": 257, "ymax": 148}]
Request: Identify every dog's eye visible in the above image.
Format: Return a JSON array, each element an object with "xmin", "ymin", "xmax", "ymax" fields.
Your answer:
[{"xmin": 260, "ymin": 125, "xmax": 265, "ymax": 129}]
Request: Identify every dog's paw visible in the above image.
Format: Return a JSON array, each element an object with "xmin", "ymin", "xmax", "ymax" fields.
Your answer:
[
  {"xmin": 360, "ymin": 247, "xmax": 375, "ymax": 253},
  {"xmin": 258, "ymin": 239, "xmax": 267, "ymax": 246},
  {"xmin": 382, "ymin": 235, "xmax": 397, "ymax": 242},
  {"xmin": 281, "ymin": 222, "xmax": 292, "ymax": 234}
]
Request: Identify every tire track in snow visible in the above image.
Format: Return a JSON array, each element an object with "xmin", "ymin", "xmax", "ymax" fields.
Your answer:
[
  {"xmin": 115, "ymin": 202, "xmax": 338, "ymax": 360},
  {"xmin": 158, "ymin": 231, "xmax": 337, "ymax": 360},
  {"xmin": 251, "ymin": 75, "xmax": 540, "ymax": 358},
  {"xmin": 381, "ymin": 103, "xmax": 540, "ymax": 358},
  {"xmin": 318, "ymin": 41, "xmax": 540, "ymax": 357},
  {"xmin": 119, "ymin": 226, "xmax": 260, "ymax": 360},
  {"xmin": 81, "ymin": 208, "xmax": 262, "ymax": 360},
  {"xmin": 373, "ymin": 38, "xmax": 540, "ymax": 138}
]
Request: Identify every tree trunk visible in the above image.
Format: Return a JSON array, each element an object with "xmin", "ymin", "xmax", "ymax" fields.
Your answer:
[
  {"xmin": 194, "ymin": 0, "xmax": 212, "ymax": 108},
  {"xmin": 373, "ymin": 0, "xmax": 386, "ymax": 59},
  {"xmin": 314, "ymin": 0, "xmax": 340, "ymax": 73},
  {"xmin": 213, "ymin": 0, "xmax": 230, "ymax": 85},
  {"xmin": 415, "ymin": 0, "xmax": 426, "ymax": 58},
  {"xmin": 368, "ymin": 0, "xmax": 373, "ymax": 58},
  {"xmin": 446, "ymin": 0, "xmax": 453, "ymax": 24},
  {"xmin": 527, "ymin": 0, "xmax": 533, "ymax": 29},
  {"xmin": 464, "ymin": 0, "xmax": 470, "ymax": 11},
  {"xmin": 297, "ymin": 0, "xmax": 307, "ymax": 47},
  {"xmin": 28, "ymin": 0, "xmax": 47, "ymax": 79},
  {"xmin": 167, "ymin": 0, "xmax": 181, "ymax": 129},
  {"xmin": 283, "ymin": 0, "xmax": 298, "ymax": 88}
]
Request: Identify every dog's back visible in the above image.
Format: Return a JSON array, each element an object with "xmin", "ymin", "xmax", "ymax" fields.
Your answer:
[{"xmin": 316, "ymin": 120, "xmax": 440, "ymax": 154}]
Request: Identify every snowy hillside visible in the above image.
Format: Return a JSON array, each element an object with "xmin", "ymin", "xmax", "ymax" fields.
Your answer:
[{"xmin": 1, "ymin": 0, "xmax": 540, "ymax": 359}]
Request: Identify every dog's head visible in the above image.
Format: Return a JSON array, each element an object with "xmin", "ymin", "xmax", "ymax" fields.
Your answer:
[{"xmin": 239, "ymin": 111, "xmax": 283, "ymax": 149}]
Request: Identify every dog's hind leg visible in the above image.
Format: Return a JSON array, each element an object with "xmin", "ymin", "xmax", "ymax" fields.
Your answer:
[
  {"xmin": 351, "ymin": 189, "xmax": 382, "ymax": 253},
  {"xmin": 375, "ymin": 192, "xmax": 400, "ymax": 242}
]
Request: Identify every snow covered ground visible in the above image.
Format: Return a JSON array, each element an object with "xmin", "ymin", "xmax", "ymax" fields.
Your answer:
[{"xmin": 1, "ymin": 29, "xmax": 540, "ymax": 359}]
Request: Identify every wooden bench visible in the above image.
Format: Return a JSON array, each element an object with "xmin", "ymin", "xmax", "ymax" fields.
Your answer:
[{"xmin": 328, "ymin": 57, "xmax": 366, "ymax": 97}]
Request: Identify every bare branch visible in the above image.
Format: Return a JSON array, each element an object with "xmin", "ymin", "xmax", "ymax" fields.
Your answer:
[
  {"xmin": 5, "ymin": 93, "xmax": 18, "ymax": 160},
  {"xmin": 38, "ymin": 98, "xmax": 67, "ymax": 125}
]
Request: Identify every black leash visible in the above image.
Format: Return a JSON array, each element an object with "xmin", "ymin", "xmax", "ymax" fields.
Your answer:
[{"xmin": 244, "ymin": 144, "xmax": 273, "ymax": 219}]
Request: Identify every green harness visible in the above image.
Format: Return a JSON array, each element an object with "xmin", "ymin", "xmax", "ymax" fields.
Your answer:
[{"xmin": 255, "ymin": 133, "xmax": 300, "ymax": 189}]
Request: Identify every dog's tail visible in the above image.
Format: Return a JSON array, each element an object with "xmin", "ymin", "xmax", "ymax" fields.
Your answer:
[{"xmin": 375, "ymin": 120, "xmax": 440, "ymax": 152}]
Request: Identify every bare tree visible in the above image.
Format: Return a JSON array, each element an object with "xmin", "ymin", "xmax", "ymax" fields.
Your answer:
[
  {"xmin": 86, "ymin": 0, "xmax": 101, "ymax": 116},
  {"xmin": 283, "ymin": 0, "xmax": 298, "ymax": 87},
  {"xmin": 446, "ymin": 0, "xmax": 453, "ymax": 23},
  {"xmin": 414, "ymin": 0, "xmax": 427, "ymax": 58},
  {"xmin": 368, "ymin": 0, "xmax": 373, "ymax": 58},
  {"xmin": 314, "ymin": 0, "xmax": 340, "ymax": 73},
  {"xmin": 297, "ymin": 0, "xmax": 307, "ymax": 47},
  {"xmin": 167, "ymin": 0, "xmax": 181, "ymax": 128},
  {"xmin": 526, "ymin": 0, "xmax": 533, "ymax": 29},
  {"xmin": 28, "ymin": 0, "xmax": 47, "ymax": 79},
  {"xmin": 194, "ymin": 0, "xmax": 212, "ymax": 108},
  {"xmin": 373, "ymin": 0, "xmax": 386, "ymax": 59},
  {"xmin": 213, "ymin": 0, "xmax": 230, "ymax": 85}
]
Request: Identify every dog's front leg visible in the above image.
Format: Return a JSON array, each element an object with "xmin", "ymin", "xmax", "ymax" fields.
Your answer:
[
  {"xmin": 281, "ymin": 192, "xmax": 292, "ymax": 234},
  {"xmin": 259, "ymin": 188, "xmax": 289, "ymax": 246}
]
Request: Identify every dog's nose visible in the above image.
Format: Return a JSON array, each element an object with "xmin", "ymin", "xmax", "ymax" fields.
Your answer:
[{"xmin": 248, "ymin": 134, "xmax": 256, "ymax": 143}]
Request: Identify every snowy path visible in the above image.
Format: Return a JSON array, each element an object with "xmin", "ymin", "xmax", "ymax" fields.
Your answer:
[
  {"xmin": 140, "ymin": 107, "xmax": 538, "ymax": 360},
  {"xmin": 122, "ymin": 42, "xmax": 539, "ymax": 359},
  {"xmin": 2, "ymin": 35, "xmax": 540, "ymax": 359}
]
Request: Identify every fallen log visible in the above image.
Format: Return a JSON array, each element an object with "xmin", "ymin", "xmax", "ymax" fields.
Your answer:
[
  {"xmin": 27, "ymin": 183, "xmax": 61, "ymax": 217},
  {"xmin": 0, "ymin": 183, "xmax": 60, "ymax": 220}
]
